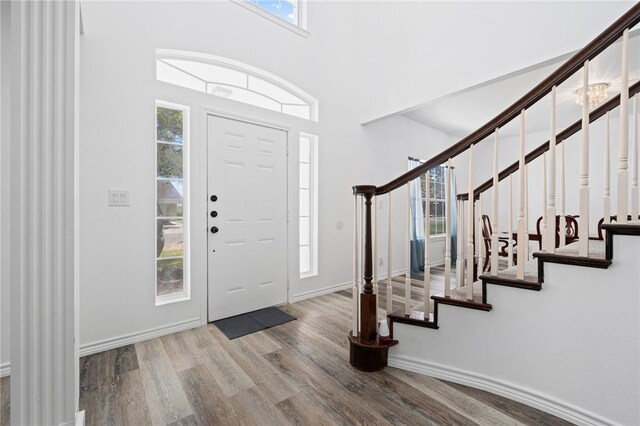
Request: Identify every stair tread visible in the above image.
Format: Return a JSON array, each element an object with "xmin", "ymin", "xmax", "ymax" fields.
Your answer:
[
  {"xmin": 554, "ymin": 239, "xmax": 606, "ymax": 258},
  {"xmin": 496, "ymin": 259, "xmax": 538, "ymax": 280},
  {"xmin": 432, "ymin": 281, "xmax": 490, "ymax": 308}
]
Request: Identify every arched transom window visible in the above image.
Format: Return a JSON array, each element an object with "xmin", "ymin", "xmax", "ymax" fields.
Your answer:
[{"xmin": 156, "ymin": 50, "xmax": 318, "ymax": 121}]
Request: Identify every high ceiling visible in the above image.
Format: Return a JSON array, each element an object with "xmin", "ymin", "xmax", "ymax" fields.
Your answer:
[{"xmin": 403, "ymin": 30, "xmax": 640, "ymax": 140}]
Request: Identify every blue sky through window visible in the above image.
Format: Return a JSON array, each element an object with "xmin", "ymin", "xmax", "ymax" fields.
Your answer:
[{"xmin": 249, "ymin": 0, "xmax": 297, "ymax": 25}]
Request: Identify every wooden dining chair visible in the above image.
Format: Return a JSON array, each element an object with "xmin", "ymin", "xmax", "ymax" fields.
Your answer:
[{"xmin": 481, "ymin": 215, "xmax": 517, "ymax": 273}]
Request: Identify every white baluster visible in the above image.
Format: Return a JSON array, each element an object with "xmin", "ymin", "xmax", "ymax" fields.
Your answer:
[
  {"xmin": 579, "ymin": 61, "xmax": 590, "ymax": 257},
  {"xmin": 386, "ymin": 192, "xmax": 393, "ymax": 314},
  {"xmin": 467, "ymin": 145, "xmax": 475, "ymax": 300},
  {"xmin": 524, "ymin": 164, "xmax": 530, "ymax": 261},
  {"xmin": 352, "ymin": 194, "xmax": 359, "ymax": 334},
  {"xmin": 444, "ymin": 160, "xmax": 452, "ymax": 295},
  {"xmin": 491, "ymin": 129, "xmax": 499, "ymax": 275},
  {"xmin": 456, "ymin": 198, "xmax": 465, "ymax": 288},
  {"xmin": 477, "ymin": 194, "xmax": 484, "ymax": 274},
  {"xmin": 632, "ymin": 94, "xmax": 638, "ymax": 220},
  {"xmin": 604, "ymin": 112, "xmax": 611, "ymax": 226},
  {"xmin": 517, "ymin": 110, "xmax": 526, "ymax": 280},
  {"xmin": 559, "ymin": 139, "xmax": 566, "ymax": 247},
  {"xmin": 424, "ymin": 170, "xmax": 431, "ymax": 317},
  {"xmin": 619, "ymin": 28, "xmax": 629, "ymax": 224},
  {"xmin": 541, "ymin": 153, "xmax": 548, "ymax": 252},
  {"xmin": 405, "ymin": 183, "xmax": 412, "ymax": 314},
  {"xmin": 373, "ymin": 196, "xmax": 377, "ymax": 296},
  {"xmin": 508, "ymin": 175, "xmax": 514, "ymax": 268},
  {"xmin": 546, "ymin": 86, "xmax": 557, "ymax": 253}
]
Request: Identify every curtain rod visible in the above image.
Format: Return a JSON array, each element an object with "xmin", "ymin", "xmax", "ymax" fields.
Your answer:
[{"xmin": 408, "ymin": 156, "xmax": 455, "ymax": 169}]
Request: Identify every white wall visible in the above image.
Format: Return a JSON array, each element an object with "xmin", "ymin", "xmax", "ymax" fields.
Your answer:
[
  {"xmin": 358, "ymin": 1, "xmax": 635, "ymax": 122},
  {"xmin": 390, "ymin": 233, "xmax": 640, "ymax": 426},
  {"xmin": 76, "ymin": 1, "xmax": 460, "ymax": 350}
]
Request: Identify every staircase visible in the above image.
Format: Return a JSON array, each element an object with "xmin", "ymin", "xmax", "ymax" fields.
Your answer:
[{"xmin": 348, "ymin": 4, "xmax": 640, "ymax": 425}]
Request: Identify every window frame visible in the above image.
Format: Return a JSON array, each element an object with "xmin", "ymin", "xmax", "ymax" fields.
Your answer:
[
  {"xmin": 156, "ymin": 50, "xmax": 318, "ymax": 122},
  {"xmin": 231, "ymin": 0, "xmax": 309, "ymax": 38},
  {"xmin": 419, "ymin": 164, "xmax": 447, "ymax": 238},
  {"xmin": 299, "ymin": 133, "xmax": 318, "ymax": 278},
  {"xmin": 155, "ymin": 100, "xmax": 191, "ymax": 306}
]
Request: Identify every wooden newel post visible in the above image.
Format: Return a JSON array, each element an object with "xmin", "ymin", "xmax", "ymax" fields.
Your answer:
[
  {"xmin": 349, "ymin": 185, "xmax": 397, "ymax": 372},
  {"xmin": 360, "ymin": 189, "xmax": 377, "ymax": 342}
]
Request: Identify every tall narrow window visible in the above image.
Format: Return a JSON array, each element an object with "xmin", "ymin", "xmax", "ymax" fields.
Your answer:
[
  {"xmin": 299, "ymin": 133, "xmax": 318, "ymax": 277},
  {"xmin": 156, "ymin": 102, "xmax": 189, "ymax": 304}
]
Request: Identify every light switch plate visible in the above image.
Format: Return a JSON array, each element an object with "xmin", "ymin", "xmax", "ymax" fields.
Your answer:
[{"xmin": 108, "ymin": 189, "xmax": 130, "ymax": 206}]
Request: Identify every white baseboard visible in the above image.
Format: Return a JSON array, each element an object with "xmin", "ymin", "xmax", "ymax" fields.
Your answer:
[
  {"xmin": 0, "ymin": 361, "xmax": 9, "ymax": 378},
  {"xmin": 79, "ymin": 317, "xmax": 202, "ymax": 357},
  {"xmin": 291, "ymin": 281, "xmax": 352, "ymax": 303},
  {"xmin": 388, "ymin": 354, "xmax": 615, "ymax": 426}
]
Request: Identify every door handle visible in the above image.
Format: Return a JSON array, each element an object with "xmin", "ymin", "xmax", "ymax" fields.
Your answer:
[
  {"xmin": 210, "ymin": 211, "xmax": 218, "ymax": 217},
  {"xmin": 210, "ymin": 226, "xmax": 219, "ymax": 234},
  {"xmin": 210, "ymin": 195, "xmax": 218, "ymax": 202}
]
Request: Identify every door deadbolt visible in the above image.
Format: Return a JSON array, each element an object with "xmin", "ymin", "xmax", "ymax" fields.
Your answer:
[
  {"xmin": 210, "ymin": 211, "xmax": 218, "ymax": 218},
  {"xmin": 210, "ymin": 226, "xmax": 219, "ymax": 234},
  {"xmin": 210, "ymin": 195, "xmax": 218, "ymax": 202}
]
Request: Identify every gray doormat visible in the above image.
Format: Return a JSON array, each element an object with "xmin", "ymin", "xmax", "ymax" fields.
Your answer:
[{"xmin": 213, "ymin": 307, "xmax": 296, "ymax": 340}]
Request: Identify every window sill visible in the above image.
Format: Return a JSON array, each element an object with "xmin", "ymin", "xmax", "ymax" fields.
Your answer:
[
  {"xmin": 300, "ymin": 271, "xmax": 317, "ymax": 279},
  {"xmin": 156, "ymin": 292, "xmax": 190, "ymax": 306},
  {"xmin": 231, "ymin": 0, "xmax": 310, "ymax": 38},
  {"xmin": 430, "ymin": 235, "xmax": 446, "ymax": 241}
]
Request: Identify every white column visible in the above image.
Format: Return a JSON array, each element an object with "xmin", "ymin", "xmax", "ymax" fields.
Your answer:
[
  {"xmin": 604, "ymin": 112, "xmax": 611, "ymax": 225},
  {"xmin": 386, "ymin": 192, "xmax": 393, "ymax": 313},
  {"xmin": 352, "ymin": 195, "xmax": 359, "ymax": 333},
  {"xmin": 631, "ymin": 94, "xmax": 638, "ymax": 220},
  {"xmin": 618, "ymin": 28, "xmax": 630, "ymax": 224},
  {"xmin": 579, "ymin": 61, "xmax": 590, "ymax": 257},
  {"xmin": 491, "ymin": 129, "xmax": 499, "ymax": 275},
  {"xmin": 466, "ymin": 145, "xmax": 475, "ymax": 299},
  {"xmin": 405, "ymin": 183, "xmax": 412, "ymax": 314},
  {"xmin": 546, "ymin": 86, "xmax": 557, "ymax": 253},
  {"xmin": 423, "ymin": 171, "xmax": 431, "ymax": 317},
  {"xmin": 7, "ymin": 2, "xmax": 80, "ymax": 424},
  {"xmin": 517, "ymin": 111, "xmax": 526, "ymax": 279},
  {"xmin": 444, "ymin": 160, "xmax": 452, "ymax": 295},
  {"xmin": 508, "ymin": 175, "xmax": 514, "ymax": 268}
]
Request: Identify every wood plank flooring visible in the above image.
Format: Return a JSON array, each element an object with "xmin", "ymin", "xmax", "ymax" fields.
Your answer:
[{"xmin": 1, "ymin": 286, "xmax": 572, "ymax": 425}]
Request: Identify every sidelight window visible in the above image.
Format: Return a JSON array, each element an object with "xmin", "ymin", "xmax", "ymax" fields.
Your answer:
[
  {"xmin": 156, "ymin": 101, "xmax": 190, "ymax": 305},
  {"xmin": 299, "ymin": 133, "xmax": 318, "ymax": 277}
]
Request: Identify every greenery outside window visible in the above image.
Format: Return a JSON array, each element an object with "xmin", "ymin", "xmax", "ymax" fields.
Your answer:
[{"xmin": 156, "ymin": 102, "xmax": 190, "ymax": 305}]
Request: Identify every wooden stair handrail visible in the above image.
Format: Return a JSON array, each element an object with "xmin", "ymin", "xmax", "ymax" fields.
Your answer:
[
  {"xmin": 355, "ymin": 2, "xmax": 640, "ymax": 196},
  {"xmin": 457, "ymin": 79, "xmax": 640, "ymax": 201}
]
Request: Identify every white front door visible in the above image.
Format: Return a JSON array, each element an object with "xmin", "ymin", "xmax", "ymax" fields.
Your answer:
[{"xmin": 207, "ymin": 115, "xmax": 288, "ymax": 322}]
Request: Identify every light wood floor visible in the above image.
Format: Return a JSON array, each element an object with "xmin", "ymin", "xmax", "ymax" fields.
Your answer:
[{"xmin": 1, "ymin": 287, "xmax": 571, "ymax": 426}]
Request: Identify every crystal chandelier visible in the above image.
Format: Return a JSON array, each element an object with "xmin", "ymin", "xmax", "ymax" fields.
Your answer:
[{"xmin": 575, "ymin": 83, "xmax": 609, "ymax": 108}]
